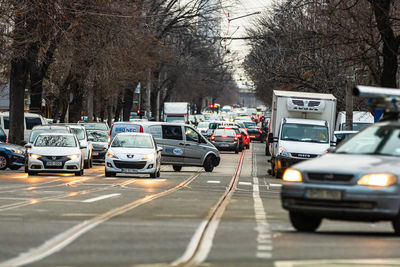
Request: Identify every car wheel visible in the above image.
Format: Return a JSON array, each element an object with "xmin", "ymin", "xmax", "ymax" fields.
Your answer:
[
  {"xmin": 0, "ymin": 153, "xmax": 8, "ymax": 170},
  {"xmin": 84, "ymin": 160, "xmax": 89, "ymax": 169},
  {"xmin": 235, "ymin": 148, "xmax": 239, "ymax": 154},
  {"xmin": 173, "ymin": 165, "xmax": 182, "ymax": 172},
  {"xmin": 28, "ymin": 171, "xmax": 36, "ymax": 176},
  {"xmin": 203, "ymin": 156, "xmax": 214, "ymax": 172},
  {"xmin": 89, "ymin": 157, "xmax": 93, "ymax": 168},
  {"xmin": 289, "ymin": 212, "xmax": 322, "ymax": 232},
  {"xmin": 392, "ymin": 216, "xmax": 400, "ymax": 235},
  {"xmin": 156, "ymin": 169, "xmax": 161, "ymax": 177},
  {"xmin": 105, "ymin": 171, "xmax": 116, "ymax": 177},
  {"xmin": 9, "ymin": 165, "xmax": 21, "ymax": 170},
  {"xmin": 75, "ymin": 169, "xmax": 83, "ymax": 176},
  {"xmin": 150, "ymin": 172, "xmax": 156, "ymax": 178}
]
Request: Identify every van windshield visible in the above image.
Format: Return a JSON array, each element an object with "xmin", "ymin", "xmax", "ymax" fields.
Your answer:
[
  {"xmin": 112, "ymin": 135, "xmax": 153, "ymax": 149},
  {"xmin": 281, "ymin": 123, "xmax": 329, "ymax": 143}
]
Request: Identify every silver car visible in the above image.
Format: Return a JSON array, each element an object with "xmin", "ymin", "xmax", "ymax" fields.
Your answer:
[{"xmin": 281, "ymin": 121, "xmax": 400, "ymax": 234}]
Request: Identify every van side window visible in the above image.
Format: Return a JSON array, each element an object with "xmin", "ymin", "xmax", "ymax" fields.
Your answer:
[
  {"xmin": 185, "ymin": 126, "xmax": 199, "ymax": 142},
  {"xmin": 149, "ymin": 125, "xmax": 162, "ymax": 139},
  {"xmin": 26, "ymin": 117, "xmax": 42, "ymax": 130},
  {"xmin": 4, "ymin": 117, "xmax": 9, "ymax": 129},
  {"xmin": 162, "ymin": 125, "xmax": 182, "ymax": 140}
]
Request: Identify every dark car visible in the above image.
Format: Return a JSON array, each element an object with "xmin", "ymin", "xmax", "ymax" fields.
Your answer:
[
  {"xmin": 247, "ymin": 126, "xmax": 265, "ymax": 142},
  {"xmin": 0, "ymin": 142, "xmax": 25, "ymax": 170},
  {"xmin": 210, "ymin": 129, "xmax": 240, "ymax": 153},
  {"xmin": 0, "ymin": 127, "xmax": 6, "ymax": 142},
  {"xmin": 87, "ymin": 130, "xmax": 108, "ymax": 162}
]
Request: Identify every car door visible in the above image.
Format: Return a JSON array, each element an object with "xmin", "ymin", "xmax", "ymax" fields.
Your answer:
[
  {"xmin": 183, "ymin": 126, "xmax": 206, "ymax": 165},
  {"xmin": 158, "ymin": 125, "xmax": 185, "ymax": 164}
]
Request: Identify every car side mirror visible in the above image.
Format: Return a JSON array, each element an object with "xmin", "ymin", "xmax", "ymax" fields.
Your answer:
[
  {"xmin": 268, "ymin": 133, "xmax": 274, "ymax": 143},
  {"xmin": 157, "ymin": 146, "xmax": 163, "ymax": 152},
  {"xmin": 24, "ymin": 144, "xmax": 32, "ymax": 149},
  {"xmin": 80, "ymin": 145, "xmax": 87, "ymax": 149},
  {"xmin": 20, "ymin": 140, "xmax": 27, "ymax": 146}
]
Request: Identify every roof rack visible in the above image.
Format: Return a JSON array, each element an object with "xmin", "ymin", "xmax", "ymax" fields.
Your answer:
[{"xmin": 353, "ymin": 85, "xmax": 400, "ymax": 121}]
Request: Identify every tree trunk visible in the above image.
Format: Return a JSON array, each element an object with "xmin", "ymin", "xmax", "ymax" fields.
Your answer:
[
  {"xmin": 9, "ymin": 57, "xmax": 28, "ymax": 144},
  {"xmin": 122, "ymin": 87, "xmax": 134, "ymax": 121},
  {"xmin": 107, "ymin": 99, "xmax": 113, "ymax": 128},
  {"xmin": 146, "ymin": 70, "xmax": 152, "ymax": 119},
  {"xmin": 370, "ymin": 0, "xmax": 400, "ymax": 88},
  {"xmin": 114, "ymin": 94, "xmax": 123, "ymax": 122},
  {"xmin": 68, "ymin": 77, "xmax": 84, "ymax": 123},
  {"xmin": 87, "ymin": 85, "xmax": 94, "ymax": 122}
]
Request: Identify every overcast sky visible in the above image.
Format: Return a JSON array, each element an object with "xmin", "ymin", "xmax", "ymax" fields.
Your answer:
[{"xmin": 220, "ymin": 0, "xmax": 274, "ymax": 88}]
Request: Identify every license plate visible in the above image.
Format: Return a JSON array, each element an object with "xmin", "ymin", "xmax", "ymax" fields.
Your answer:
[
  {"xmin": 123, "ymin": 168, "xmax": 137, "ymax": 173},
  {"xmin": 93, "ymin": 152, "xmax": 99, "ymax": 156},
  {"xmin": 250, "ymin": 135, "xmax": 256, "ymax": 138},
  {"xmin": 305, "ymin": 189, "xmax": 342, "ymax": 200},
  {"xmin": 219, "ymin": 144, "xmax": 228, "ymax": 147},
  {"xmin": 47, "ymin": 161, "xmax": 62, "ymax": 166}
]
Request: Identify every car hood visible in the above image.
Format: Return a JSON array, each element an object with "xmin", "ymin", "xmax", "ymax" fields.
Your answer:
[
  {"xmin": 0, "ymin": 143, "xmax": 24, "ymax": 151},
  {"xmin": 280, "ymin": 140, "xmax": 330, "ymax": 155},
  {"xmin": 293, "ymin": 153, "xmax": 400, "ymax": 175},
  {"xmin": 30, "ymin": 147, "xmax": 80, "ymax": 156}
]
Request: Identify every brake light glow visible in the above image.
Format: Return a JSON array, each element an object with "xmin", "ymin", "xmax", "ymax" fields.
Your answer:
[
  {"xmin": 234, "ymin": 136, "xmax": 238, "ymax": 141},
  {"xmin": 211, "ymin": 135, "xmax": 215, "ymax": 140},
  {"xmin": 140, "ymin": 125, "xmax": 143, "ymax": 133},
  {"xmin": 221, "ymin": 135, "xmax": 228, "ymax": 138},
  {"xmin": 259, "ymin": 129, "xmax": 263, "ymax": 134}
]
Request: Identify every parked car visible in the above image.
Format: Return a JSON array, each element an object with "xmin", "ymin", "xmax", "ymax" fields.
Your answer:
[
  {"xmin": 210, "ymin": 128, "xmax": 240, "ymax": 153},
  {"xmin": 87, "ymin": 130, "xmax": 108, "ymax": 163},
  {"xmin": 0, "ymin": 142, "xmax": 25, "ymax": 170},
  {"xmin": 105, "ymin": 133, "xmax": 162, "ymax": 177},
  {"xmin": 0, "ymin": 112, "xmax": 47, "ymax": 142},
  {"xmin": 26, "ymin": 133, "xmax": 84, "ymax": 176},
  {"xmin": 281, "ymin": 120, "xmax": 400, "ymax": 234}
]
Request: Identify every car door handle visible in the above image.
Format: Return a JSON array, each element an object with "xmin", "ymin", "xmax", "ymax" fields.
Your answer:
[
  {"xmin": 179, "ymin": 143, "xmax": 185, "ymax": 146},
  {"xmin": 185, "ymin": 144, "xmax": 191, "ymax": 146}
]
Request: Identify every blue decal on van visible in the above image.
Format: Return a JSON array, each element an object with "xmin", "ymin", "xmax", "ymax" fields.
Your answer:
[
  {"xmin": 173, "ymin": 148, "xmax": 183, "ymax": 155},
  {"xmin": 165, "ymin": 148, "xmax": 174, "ymax": 153}
]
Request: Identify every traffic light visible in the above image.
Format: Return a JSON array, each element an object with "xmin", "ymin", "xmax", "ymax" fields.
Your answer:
[{"xmin": 136, "ymin": 109, "xmax": 145, "ymax": 117}]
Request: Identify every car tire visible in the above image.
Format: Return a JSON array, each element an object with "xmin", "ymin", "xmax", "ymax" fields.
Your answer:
[
  {"xmin": 235, "ymin": 148, "xmax": 239, "ymax": 154},
  {"xmin": 156, "ymin": 169, "xmax": 161, "ymax": 177},
  {"xmin": 246, "ymin": 144, "xmax": 250, "ymax": 149},
  {"xmin": 203, "ymin": 156, "xmax": 214, "ymax": 172},
  {"xmin": 89, "ymin": 157, "xmax": 93, "ymax": 168},
  {"xmin": 105, "ymin": 171, "xmax": 116, "ymax": 177},
  {"xmin": 173, "ymin": 165, "xmax": 182, "ymax": 172},
  {"xmin": 392, "ymin": 216, "xmax": 400, "ymax": 235},
  {"xmin": 9, "ymin": 165, "xmax": 21, "ymax": 170},
  {"xmin": 289, "ymin": 212, "xmax": 322, "ymax": 232},
  {"xmin": 28, "ymin": 171, "xmax": 36, "ymax": 176},
  {"xmin": 150, "ymin": 172, "xmax": 156, "ymax": 178},
  {"xmin": 84, "ymin": 160, "xmax": 89, "ymax": 169},
  {"xmin": 0, "ymin": 153, "xmax": 8, "ymax": 170},
  {"xmin": 75, "ymin": 169, "xmax": 84, "ymax": 176}
]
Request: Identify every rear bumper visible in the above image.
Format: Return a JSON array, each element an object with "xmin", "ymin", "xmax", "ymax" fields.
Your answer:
[{"xmin": 211, "ymin": 142, "xmax": 238, "ymax": 151}]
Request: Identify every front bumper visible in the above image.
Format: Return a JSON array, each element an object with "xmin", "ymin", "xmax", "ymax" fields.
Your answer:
[
  {"xmin": 106, "ymin": 158, "xmax": 157, "ymax": 174},
  {"xmin": 28, "ymin": 158, "xmax": 81, "ymax": 172},
  {"xmin": 281, "ymin": 183, "xmax": 400, "ymax": 221},
  {"xmin": 275, "ymin": 155, "xmax": 305, "ymax": 172},
  {"xmin": 8, "ymin": 153, "xmax": 25, "ymax": 167}
]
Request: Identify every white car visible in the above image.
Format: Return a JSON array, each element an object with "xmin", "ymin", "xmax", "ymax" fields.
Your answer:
[
  {"xmin": 105, "ymin": 133, "xmax": 162, "ymax": 178},
  {"xmin": 68, "ymin": 125, "xmax": 93, "ymax": 168},
  {"xmin": 26, "ymin": 133, "xmax": 84, "ymax": 176}
]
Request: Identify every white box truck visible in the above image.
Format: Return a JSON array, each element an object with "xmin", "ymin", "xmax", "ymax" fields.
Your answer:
[
  {"xmin": 163, "ymin": 102, "xmax": 190, "ymax": 123},
  {"xmin": 267, "ymin": 90, "xmax": 337, "ymax": 178}
]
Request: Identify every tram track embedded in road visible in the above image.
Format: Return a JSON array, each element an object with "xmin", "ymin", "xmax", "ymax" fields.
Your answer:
[{"xmin": 171, "ymin": 150, "xmax": 245, "ymax": 266}]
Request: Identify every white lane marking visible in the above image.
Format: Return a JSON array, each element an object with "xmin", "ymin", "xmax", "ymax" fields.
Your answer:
[
  {"xmin": 269, "ymin": 183, "xmax": 282, "ymax": 188},
  {"xmin": 104, "ymin": 178, "xmax": 117, "ymax": 180},
  {"xmin": 239, "ymin": 182, "xmax": 252, "ymax": 186},
  {"xmin": 253, "ymin": 176, "xmax": 272, "ymax": 259},
  {"xmin": 82, "ymin": 193, "xmax": 121, "ymax": 203},
  {"xmin": 151, "ymin": 179, "xmax": 166, "ymax": 182},
  {"xmin": 207, "ymin": 180, "xmax": 220, "ymax": 184},
  {"xmin": 274, "ymin": 258, "xmax": 400, "ymax": 267}
]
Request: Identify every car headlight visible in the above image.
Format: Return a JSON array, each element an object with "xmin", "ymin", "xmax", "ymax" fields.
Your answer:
[
  {"xmin": 107, "ymin": 152, "xmax": 119, "ymax": 159},
  {"xmin": 29, "ymin": 153, "xmax": 41, "ymax": 160},
  {"xmin": 282, "ymin": 168, "xmax": 302, "ymax": 182},
  {"xmin": 357, "ymin": 173, "xmax": 397, "ymax": 187},
  {"xmin": 68, "ymin": 154, "xmax": 80, "ymax": 160},
  {"xmin": 279, "ymin": 147, "xmax": 291, "ymax": 157},
  {"xmin": 142, "ymin": 153, "xmax": 155, "ymax": 160},
  {"xmin": 6, "ymin": 148, "xmax": 23, "ymax": 154}
]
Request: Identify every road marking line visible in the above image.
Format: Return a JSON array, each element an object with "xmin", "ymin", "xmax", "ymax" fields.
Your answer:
[
  {"xmin": 253, "ymin": 175, "xmax": 272, "ymax": 259},
  {"xmin": 238, "ymin": 182, "xmax": 252, "ymax": 186},
  {"xmin": 269, "ymin": 183, "xmax": 282, "ymax": 187},
  {"xmin": 207, "ymin": 180, "xmax": 220, "ymax": 184},
  {"xmin": 82, "ymin": 193, "xmax": 121, "ymax": 203},
  {"xmin": 104, "ymin": 178, "xmax": 117, "ymax": 180},
  {"xmin": 274, "ymin": 258, "xmax": 400, "ymax": 267}
]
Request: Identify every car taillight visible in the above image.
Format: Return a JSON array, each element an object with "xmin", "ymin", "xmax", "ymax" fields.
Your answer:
[
  {"xmin": 259, "ymin": 129, "xmax": 263, "ymax": 134},
  {"xmin": 211, "ymin": 135, "xmax": 215, "ymax": 140},
  {"xmin": 236, "ymin": 134, "xmax": 242, "ymax": 138},
  {"xmin": 234, "ymin": 136, "xmax": 238, "ymax": 141},
  {"xmin": 140, "ymin": 125, "xmax": 143, "ymax": 132}
]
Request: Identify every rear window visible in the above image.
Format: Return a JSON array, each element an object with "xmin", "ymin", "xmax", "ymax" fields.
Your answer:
[
  {"xmin": 214, "ymin": 129, "xmax": 235, "ymax": 136},
  {"xmin": 26, "ymin": 117, "xmax": 42, "ymax": 130},
  {"xmin": 83, "ymin": 123, "xmax": 108, "ymax": 131}
]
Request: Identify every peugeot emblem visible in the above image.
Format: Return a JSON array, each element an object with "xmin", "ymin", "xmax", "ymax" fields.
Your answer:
[
  {"xmin": 52, "ymin": 156, "xmax": 57, "ymax": 160},
  {"xmin": 127, "ymin": 154, "xmax": 134, "ymax": 159},
  {"xmin": 324, "ymin": 174, "xmax": 334, "ymax": 179}
]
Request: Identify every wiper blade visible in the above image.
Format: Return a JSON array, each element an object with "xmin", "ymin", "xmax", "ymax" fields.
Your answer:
[{"xmin": 282, "ymin": 138, "xmax": 301, "ymax": 141}]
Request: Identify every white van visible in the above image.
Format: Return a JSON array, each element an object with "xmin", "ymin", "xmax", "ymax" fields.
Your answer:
[
  {"xmin": 0, "ymin": 112, "xmax": 47, "ymax": 142},
  {"xmin": 335, "ymin": 111, "xmax": 374, "ymax": 131},
  {"xmin": 109, "ymin": 121, "xmax": 221, "ymax": 172}
]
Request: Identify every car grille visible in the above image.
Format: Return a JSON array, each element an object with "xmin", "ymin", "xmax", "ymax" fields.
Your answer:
[
  {"xmin": 41, "ymin": 156, "xmax": 68, "ymax": 161},
  {"xmin": 284, "ymin": 198, "xmax": 375, "ymax": 210},
  {"xmin": 307, "ymin": 172, "xmax": 354, "ymax": 183},
  {"xmin": 291, "ymin": 153, "xmax": 318, "ymax": 159},
  {"xmin": 114, "ymin": 160, "xmax": 146, "ymax": 169},
  {"xmin": 308, "ymin": 101, "xmax": 321, "ymax": 107}
]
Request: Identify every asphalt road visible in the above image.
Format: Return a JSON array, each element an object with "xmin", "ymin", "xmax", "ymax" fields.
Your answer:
[{"xmin": 0, "ymin": 143, "xmax": 399, "ymax": 266}]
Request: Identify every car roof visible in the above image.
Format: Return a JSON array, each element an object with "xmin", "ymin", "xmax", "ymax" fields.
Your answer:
[{"xmin": 37, "ymin": 133, "xmax": 75, "ymax": 136}]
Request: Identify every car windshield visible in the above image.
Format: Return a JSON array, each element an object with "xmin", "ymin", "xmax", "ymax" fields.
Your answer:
[
  {"xmin": 30, "ymin": 129, "xmax": 68, "ymax": 143},
  {"xmin": 197, "ymin": 122, "xmax": 208, "ymax": 128},
  {"xmin": 87, "ymin": 131, "xmax": 108, "ymax": 142},
  {"xmin": 341, "ymin": 122, "xmax": 372, "ymax": 131},
  {"xmin": 83, "ymin": 123, "xmax": 108, "ymax": 131},
  {"xmin": 243, "ymin": 121, "xmax": 256, "ymax": 127},
  {"xmin": 281, "ymin": 123, "xmax": 329, "ymax": 143},
  {"xmin": 34, "ymin": 135, "xmax": 76, "ymax": 147},
  {"xmin": 71, "ymin": 128, "xmax": 85, "ymax": 140},
  {"xmin": 336, "ymin": 125, "xmax": 400, "ymax": 156},
  {"xmin": 111, "ymin": 135, "xmax": 153, "ymax": 148}
]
